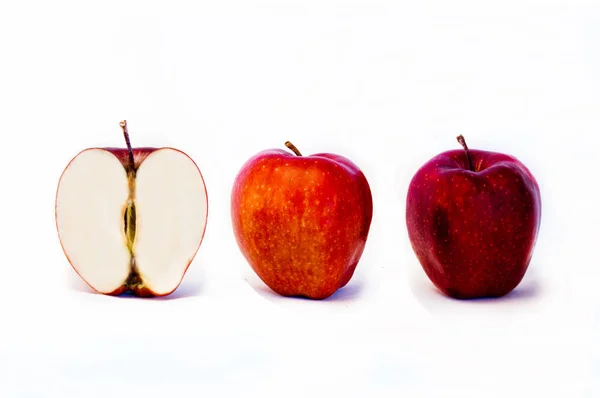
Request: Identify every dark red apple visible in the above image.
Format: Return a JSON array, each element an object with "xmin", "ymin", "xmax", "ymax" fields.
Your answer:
[
  {"xmin": 231, "ymin": 142, "xmax": 373, "ymax": 300},
  {"xmin": 406, "ymin": 135, "xmax": 542, "ymax": 299}
]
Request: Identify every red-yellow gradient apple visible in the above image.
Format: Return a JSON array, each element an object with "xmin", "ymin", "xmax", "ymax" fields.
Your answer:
[
  {"xmin": 231, "ymin": 142, "xmax": 373, "ymax": 300},
  {"xmin": 55, "ymin": 121, "xmax": 208, "ymax": 297},
  {"xmin": 406, "ymin": 135, "xmax": 542, "ymax": 299}
]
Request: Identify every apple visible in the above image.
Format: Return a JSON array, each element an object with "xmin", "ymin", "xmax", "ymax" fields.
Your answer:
[
  {"xmin": 55, "ymin": 120, "xmax": 208, "ymax": 297},
  {"xmin": 406, "ymin": 135, "xmax": 542, "ymax": 299},
  {"xmin": 231, "ymin": 141, "xmax": 373, "ymax": 300}
]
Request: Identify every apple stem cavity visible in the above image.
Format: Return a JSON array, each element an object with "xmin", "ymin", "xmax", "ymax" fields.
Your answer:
[
  {"xmin": 120, "ymin": 120, "xmax": 136, "ymax": 173},
  {"xmin": 456, "ymin": 134, "xmax": 474, "ymax": 171},
  {"xmin": 285, "ymin": 141, "xmax": 303, "ymax": 156}
]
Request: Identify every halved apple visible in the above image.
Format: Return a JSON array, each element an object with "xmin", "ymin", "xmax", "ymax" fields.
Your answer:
[{"xmin": 55, "ymin": 121, "xmax": 208, "ymax": 297}]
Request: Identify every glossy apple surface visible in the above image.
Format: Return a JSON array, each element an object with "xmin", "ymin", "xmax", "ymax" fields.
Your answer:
[
  {"xmin": 406, "ymin": 136, "xmax": 541, "ymax": 299},
  {"xmin": 231, "ymin": 142, "xmax": 373, "ymax": 300}
]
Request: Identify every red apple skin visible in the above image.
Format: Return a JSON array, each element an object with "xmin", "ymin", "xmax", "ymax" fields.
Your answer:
[
  {"xmin": 406, "ymin": 148, "xmax": 541, "ymax": 299},
  {"xmin": 231, "ymin": 148, "xmax": 373, "ymax": 300},
  {"xmin": 105, "ymin": 147, "xmax": 156, "ymax": 170},
  {"xmin": 56, "ymin": 146, "xmax": 207, "ymax": 298}
]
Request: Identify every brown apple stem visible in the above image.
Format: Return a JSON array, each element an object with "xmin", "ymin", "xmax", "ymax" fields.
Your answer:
[
  {"xmin": 120, "ymin": 120, "xmax": 135, "ymax": 172},
  {"xmin": 456, "ymin": 134, "xmax": 474, "ymax": 171},
  {"xmin": 285, "ymin": 141, "xmax": 302, "ymax": 156}
]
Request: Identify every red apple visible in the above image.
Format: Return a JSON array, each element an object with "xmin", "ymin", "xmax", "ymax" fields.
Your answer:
[
  {"xmin": 231, "ymin": 142, "xmax": 373, "ymax": 300},
  {"xmin": 55, "ymin": 121, "xmax": 208, "ymax": 297},
  {"xmin": 406, "ymin": 135, "xmax": 542, "ymax": 299}
]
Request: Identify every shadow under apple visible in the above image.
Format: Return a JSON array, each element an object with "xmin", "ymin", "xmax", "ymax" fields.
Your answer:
[
  {"xmin": 409, "ymin": 266, "xmax": 543, "ymax": 313},
  {"xmin": 246, "ymin": 274, "xmax": 366, "ymax": 304},
  {"xmin": 67, "ymin": 264, "xmax": 204, "ymax": 301}
]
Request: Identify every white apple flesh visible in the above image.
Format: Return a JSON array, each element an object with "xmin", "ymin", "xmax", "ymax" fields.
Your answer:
[{"xmin": 55, "ymin": 121, "xmax": 208, "ymax": 297}]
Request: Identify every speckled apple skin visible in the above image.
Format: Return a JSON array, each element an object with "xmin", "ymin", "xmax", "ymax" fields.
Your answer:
[
  {"xmin": 406, "ymin": 149, "xmax": 542, "ymax": 299},
  {"xmin": 231, "ymin": 149, "xmax": 373, "ymax": 300}
]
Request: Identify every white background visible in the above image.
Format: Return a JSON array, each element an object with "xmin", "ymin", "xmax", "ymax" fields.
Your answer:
[{"xmin": 1, "ymin": 0, "xmax": 599, "ymax": 396}]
